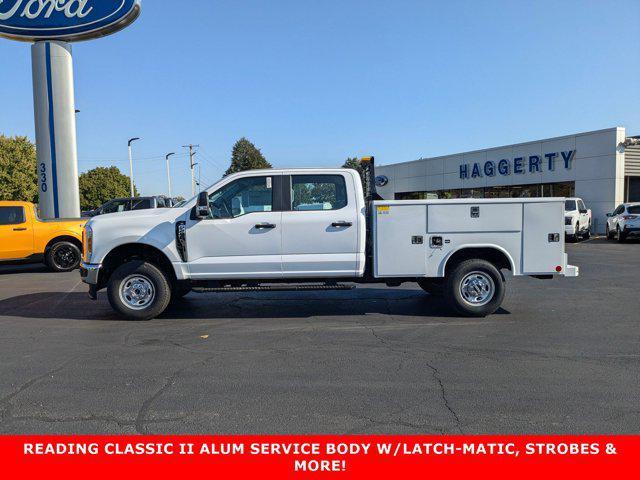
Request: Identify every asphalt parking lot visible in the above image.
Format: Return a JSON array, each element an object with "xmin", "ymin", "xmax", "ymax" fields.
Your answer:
[{"xmin": 0, "ymin": 237, "xmax": 638, "ymax": 434}]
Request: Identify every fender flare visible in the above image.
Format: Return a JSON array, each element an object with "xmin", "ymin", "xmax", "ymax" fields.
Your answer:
[{"xmin": 438, "ymin": 244, "xmax": 517, "ymax": 277}]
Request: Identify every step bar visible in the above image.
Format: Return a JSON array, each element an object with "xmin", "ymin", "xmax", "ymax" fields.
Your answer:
[{"xmin": 192, "ymin": 283, "xmax": 355, "ymax": 293}]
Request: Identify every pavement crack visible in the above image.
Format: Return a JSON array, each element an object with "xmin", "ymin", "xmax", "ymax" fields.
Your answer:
[
  {"xmin": 0, "ymin": 356, "xmax": 78, "ymax": 408},
  {"xmin": 424, "ymin": 360, "xmax": 463, "ymax": 434}
]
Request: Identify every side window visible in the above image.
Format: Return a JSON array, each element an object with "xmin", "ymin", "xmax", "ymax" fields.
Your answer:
[
  {"xmin": 102, "ymin": 200, "xmax": 131, "ymax": 214},
  {"xmin": 132, "ymin": 198, "xmax": 152, "ymax": 210},
  {"xmin": 208, "ymin": 176, "xmax": 273, "ymax": 219},
  {"xmin": 291, "ymin": 175, "xmax": 348, "ymax": 211},
  {"xmin": 577, "ymin": 200, "xmax": 585, "ymax": 211},
  {"xmin": 614, "ymin": 205, "xmax": 624, "ymax": 215},
  {"xmin": 0, "ymin": 207, "xmax": 25, "ymax": 225}
]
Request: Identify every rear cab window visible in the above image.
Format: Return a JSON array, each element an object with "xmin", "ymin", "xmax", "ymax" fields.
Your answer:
[
  {"xmin": 0, "ymin": 207, "xmax": 25, "ymax": 225},
  {"xmin": 291, "ymin": 175, "xmax": 348, "ymax": 211}
]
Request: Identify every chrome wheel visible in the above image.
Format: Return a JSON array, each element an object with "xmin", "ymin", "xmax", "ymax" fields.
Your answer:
[
  {"xmin": 459, "ymin": 271, "xmax": 495, "ymax": 307},
  {"xmin": 119, "ymin": 274, "xmax": 155, "ymax": 310}
]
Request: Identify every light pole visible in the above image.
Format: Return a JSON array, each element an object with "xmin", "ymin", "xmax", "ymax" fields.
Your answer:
[
  {"xmin": 165, "ymin": 152, "xmax": 176, "ymax": 197},
  {"xmin": 128, "ymin": 137, "xmax": 141, "ymax": 197}
]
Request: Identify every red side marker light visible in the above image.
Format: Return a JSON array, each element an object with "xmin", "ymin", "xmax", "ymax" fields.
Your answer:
[{"xmin": 555, "ymin": 266, "xmax": 562, "ymax": 272}]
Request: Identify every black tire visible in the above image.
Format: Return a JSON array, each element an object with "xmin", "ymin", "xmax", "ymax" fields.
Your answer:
[
  {"xmin": 583, "ymin": 223, "xmax": 590, "ymax": 239},
  {"xmin": 107, "ymin": 261, "xmax": 171, "ymax": 320},
  {"xmin": 616, "ymin": 226, "xmax": 626, "ymax": 243},
  {"xmin": 46, "ymin": 241, "xmax": 81, "ymax": 272},
  {"xmin": 417, "ymin": 278, "xmax": 444, "ymax": 296},
  {"xmin": 606, "ymin": 224, "xmax": 614, "ymax": 240},
  {"xmin": 171, "ymin": 281, "xmax": 192, "ymax": 303},
  {"xmin": 444, "ymin": 259, "xmax": 505, "ymax": 317}
]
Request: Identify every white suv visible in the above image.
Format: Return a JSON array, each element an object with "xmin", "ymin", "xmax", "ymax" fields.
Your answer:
[{"xmin": 606, "ymin": 203, "xmax": 640, "ymax": 242}]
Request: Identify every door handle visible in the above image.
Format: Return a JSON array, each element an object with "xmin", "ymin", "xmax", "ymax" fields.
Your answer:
[
  {"xmin": 13, "ymin": 228, "xmax": 27, "ymax": 231},
  {"xmin": 255, "ymin": 223, "xmax": 276, "ymax": 229},
  {"xmin": 331, "ymin": 221, "xmax": 352, "ymax": 228}
]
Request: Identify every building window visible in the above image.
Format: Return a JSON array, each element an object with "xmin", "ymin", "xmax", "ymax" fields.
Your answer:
[
  {"xmin": 625, "ymin": 176, "xmax": 640, "ymax": 202},
  {"xmin": 394, "ymin": 181, "xmax": 575, "ymax": 201}
]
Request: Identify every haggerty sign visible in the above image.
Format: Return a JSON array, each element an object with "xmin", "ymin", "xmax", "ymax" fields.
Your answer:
[{"xmin": 0, "ymin": 0, "xmax": 141, "ymax": 42}]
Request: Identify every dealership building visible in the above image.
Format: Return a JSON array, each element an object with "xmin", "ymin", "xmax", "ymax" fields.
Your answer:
[{"xmin": 376, "ymin": 127, "xmax": 640, "ymax": 233}]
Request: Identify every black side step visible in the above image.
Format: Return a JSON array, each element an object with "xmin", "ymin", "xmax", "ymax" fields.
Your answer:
[{"xmin": 192, "ymin": 284, "xmax": 355, "ymax": 293}]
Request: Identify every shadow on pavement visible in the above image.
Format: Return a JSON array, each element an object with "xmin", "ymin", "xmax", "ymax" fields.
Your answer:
[
  {"xmin": 0, "ymin": 263, "xmax": 50, "ymax": 275},
  {"xmin": 0, "ymin": 289, "xmax": 510, "ymax": 322}
]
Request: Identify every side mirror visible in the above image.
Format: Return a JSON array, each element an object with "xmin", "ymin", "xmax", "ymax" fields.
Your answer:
[
  {"xmin": 606, "ymin": 213, "xmax": 613, "ymax": 217},
  {"xmin": 579, "ymin": 209, "xmax": 588, "ymax": 214},
  {"xmin": 196, "ymin": 191, "xmax": 210, "ymax": 219}
]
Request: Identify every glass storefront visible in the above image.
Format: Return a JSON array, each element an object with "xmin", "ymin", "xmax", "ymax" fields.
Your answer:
[{"xmin": 395, "ymin": 181, "xmax": 575, "ymax": 200}]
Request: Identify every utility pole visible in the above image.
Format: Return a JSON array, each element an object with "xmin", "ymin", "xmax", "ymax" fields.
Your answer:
[
  {"xmin": 183, "ymin": 144, "xmax": 199, "ymax": 196},
  {"xmin": 128, "ymin": 137, "xmax": 141, "ymax": 197},
  {"xmin": 165, "ymin": 152, "xmax": 176, "ymax": 197}
]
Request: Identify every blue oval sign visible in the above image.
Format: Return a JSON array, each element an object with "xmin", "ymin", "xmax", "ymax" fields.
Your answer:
[{"xmin": 0, "ymin": 0, "xmax": 141, "ymax": 42}]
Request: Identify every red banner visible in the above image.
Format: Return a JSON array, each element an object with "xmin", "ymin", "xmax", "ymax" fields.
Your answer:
[{"xmin": 1, "ymin": 436, "xmax": 636, "ymax": 478}]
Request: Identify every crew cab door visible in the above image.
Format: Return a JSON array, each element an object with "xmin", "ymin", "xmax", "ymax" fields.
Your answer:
[
  {"xmin": 280, "ymin": 173, "xmax": 359, "ymax": 277},
  {"xmin": 185, "ymin": 174, "xmax": 283, "ymax": 279},
  {"xmin": 0, "ymin": 206, "xmax": 33, "ymax": 260}
]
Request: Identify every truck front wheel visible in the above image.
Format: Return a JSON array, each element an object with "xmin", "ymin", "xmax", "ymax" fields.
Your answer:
[
  {"xmin": 107, "ymin": 261, "xmax": 171, "ymax": 320},
  {"xmin": 444, "ymin": 259, "xmax": 505, "ymax": 317}
]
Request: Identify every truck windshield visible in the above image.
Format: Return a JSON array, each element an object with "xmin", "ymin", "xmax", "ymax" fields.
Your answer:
[{"xmin": 565, "ymin": 200, "xmax": 576, "ymax": 211}]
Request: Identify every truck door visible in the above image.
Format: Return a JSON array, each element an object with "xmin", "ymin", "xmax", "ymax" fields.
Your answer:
[
  {"xmin": 0, "ymin": 206, "xmax": 33, "ymax": 260},
  {"xmin": 280, "ymin": 173, "xmax": 359, "ymax": 277},
  {"xmin": 185, "ymin": 174, "xmax": 283, "ymax": 279}
]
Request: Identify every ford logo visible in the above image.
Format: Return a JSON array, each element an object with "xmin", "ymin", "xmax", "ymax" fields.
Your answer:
[
  {"xmin": 375, "ymin": 175, "xmax": 389, "ymax": 187},
  {"xmin": 0, "ymin": 0, "xmax": 141, "ymax": 42}
]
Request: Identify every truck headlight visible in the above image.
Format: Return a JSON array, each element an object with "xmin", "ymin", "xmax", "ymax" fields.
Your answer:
[{"xmin": 83, "ymin": 225, "xmax": 93, "ymax": 263}]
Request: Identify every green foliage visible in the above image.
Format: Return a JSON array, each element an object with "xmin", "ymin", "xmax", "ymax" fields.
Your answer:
[
  {"xmin": 0, "ymin": 135, "xmax": 38, "ymax": 202},
  {"xmin": 225, "ymin": 137, "xmax": 272, "ymax": 176},
  {"xmin": 342, "ymin": 157, "xmax": 365, "ymax": 192},
  {"xmin": 79, "ymin": 166, "xmax": 137, "ymax": 211}
]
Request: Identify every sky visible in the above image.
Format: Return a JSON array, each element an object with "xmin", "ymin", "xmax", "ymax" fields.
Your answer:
[{"xmin": 1, "ymin": 0, "xmax": 639, "ymax": 199}]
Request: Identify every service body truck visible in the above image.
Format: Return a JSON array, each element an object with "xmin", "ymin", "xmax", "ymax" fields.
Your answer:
[{"xmin": 81, "ymin": 158, "xmax": 578, "ymax": 320}]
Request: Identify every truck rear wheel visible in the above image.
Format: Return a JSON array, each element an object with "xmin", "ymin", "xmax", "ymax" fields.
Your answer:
[
  {"xmin": 444, "ymin": 259, "xmax": 505, "ymax": 317},
  {"xmin": 107, "ymin": 261, "xmax": 171, "ymax": 320}
]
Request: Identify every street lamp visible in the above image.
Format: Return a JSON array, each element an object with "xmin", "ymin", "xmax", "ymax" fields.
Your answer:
[
  {"xmin": 165, "ymin": 152, "xmax": 176, "ymax": 198},
  {"xmin": 127, "ymin": 137, "xmax": 141, "ymax": 197}
]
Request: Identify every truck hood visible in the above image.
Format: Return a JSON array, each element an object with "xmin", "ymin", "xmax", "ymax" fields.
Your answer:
[{"xmin": 87, "ymin": 207, "xmax": 184, "ymax": 232}]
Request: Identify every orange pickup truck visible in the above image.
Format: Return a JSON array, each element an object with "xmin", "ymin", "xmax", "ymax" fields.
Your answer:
[{"xmin": 0, "ymin": 201, "xmax": 86, "ymax": 272}]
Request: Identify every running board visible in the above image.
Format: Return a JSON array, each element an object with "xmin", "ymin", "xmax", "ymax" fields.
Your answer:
[{"xmin": 192, "ymin": 284, "xmax": 355, "ymax": 293}]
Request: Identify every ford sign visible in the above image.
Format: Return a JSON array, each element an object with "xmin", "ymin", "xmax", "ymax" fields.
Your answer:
[{"xmin": 0, "ymin": 0, "xmax": 141, "ymax": 42}]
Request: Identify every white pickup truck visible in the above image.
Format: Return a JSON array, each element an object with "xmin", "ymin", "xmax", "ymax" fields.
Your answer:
[
  {"xmin": 80, "ymin": 158, "xmax": 578, "ymax": 320},
  {"xmin": 564, "ymin": 197, "xmax": 592, "ymax": 241}
]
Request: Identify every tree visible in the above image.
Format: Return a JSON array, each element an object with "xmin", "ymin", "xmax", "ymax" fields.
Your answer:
[
  {"xmin": 225, "ymin": 137, "xmax": 272, "ymax": 176},
  {"xmin": 342, "ymin": 157, "xmax": 366, "ymax": 192},
  {"xmin": 79, "ymin": 166, "xmax": 137, "ymax": 211},
  {"xmin": 0, "ymin": 135, "xmax": 38, "ymax": 202}
]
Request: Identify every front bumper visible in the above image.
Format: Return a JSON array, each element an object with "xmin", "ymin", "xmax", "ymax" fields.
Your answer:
[
  {"xmin": 80, "ymin": 262, "xmax": 101, "ymax": 300},
  {"xmin": 564, "ymin": 224, "xmax": 577, "ymax": 235},
  {"xmin": 80, "ymin": 261, "xmax": 101, "ymax": 285}
]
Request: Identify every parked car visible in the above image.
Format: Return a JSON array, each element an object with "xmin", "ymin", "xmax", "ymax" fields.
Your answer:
[
  {"xmin": 564, "ymin": 197, "xmax": 592, "ymax": 241},
  {"xmin": 80, "ymin": 158, "xmax": 578, "ymax": 321},
  {"xmin": 0, "ymin": 201, "xmax": 86, "ymax": 271},
  {"xmin": 82, "ymin": 196, "xmax": 174, "ymax": 217},
  {"xmin": 606, "ymin": 203, "xmax": 640, "ymax": 242}
]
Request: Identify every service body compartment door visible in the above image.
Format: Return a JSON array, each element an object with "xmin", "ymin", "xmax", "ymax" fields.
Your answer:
[
  {"xmin": 374, "ymin": 204, "xmax": 426, "ymax": 277},
  {"xmin": 428, "ymin": 203, "xmax": 522, "ymax": 232},
  {"xmin": 522, "ymin": 202, "xmax": 564, "ymax": 274}
]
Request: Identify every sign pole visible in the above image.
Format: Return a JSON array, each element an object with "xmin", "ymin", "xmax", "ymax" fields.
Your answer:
[{"xmin": 31, "ymin": 41, "xmax": 80, "ymax": 219}]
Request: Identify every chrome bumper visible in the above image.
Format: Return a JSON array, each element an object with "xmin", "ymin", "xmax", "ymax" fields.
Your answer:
[{"xmin": 80, "ymin": 262, "xmax": 102, "ymax": 285}]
